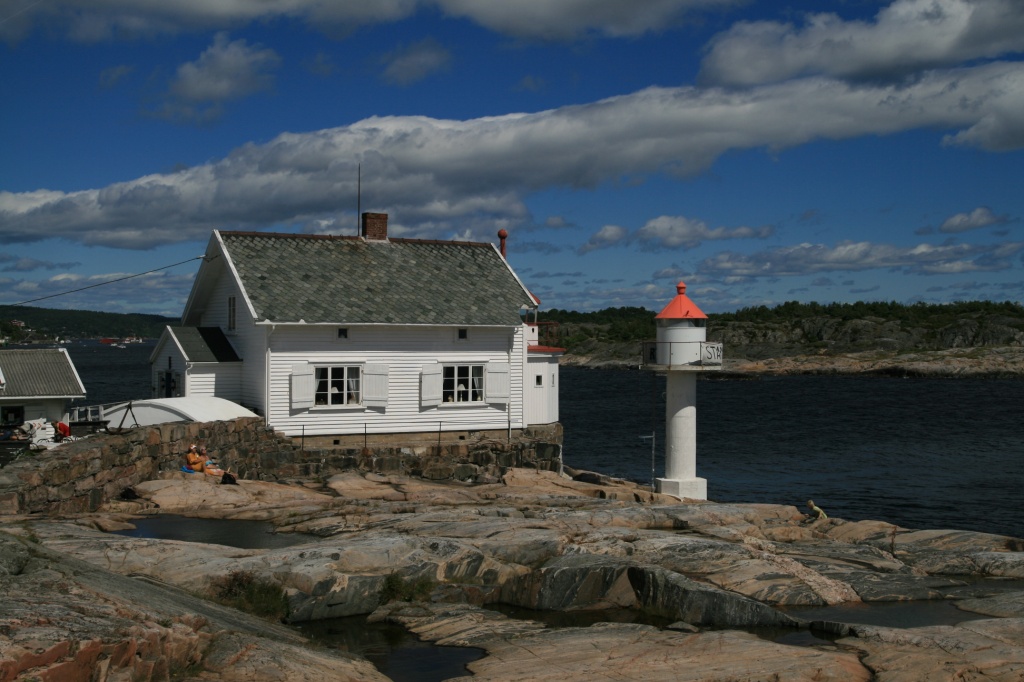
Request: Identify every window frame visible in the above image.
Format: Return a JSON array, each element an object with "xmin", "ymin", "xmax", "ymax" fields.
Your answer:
[
  {"xmin": 420, "ymin": 361, "xmax": 508, "ymax": 408},
  {"xmin": 442, "ymin": 363, "xmax": 484, "ymax": 404},
  {"xmin": 313, "ymin": 364, "xmax": 362, "ymax": 408},
  {"xmin": 227, "ymin": 296, "xmax": 236, "ymax": 332}
]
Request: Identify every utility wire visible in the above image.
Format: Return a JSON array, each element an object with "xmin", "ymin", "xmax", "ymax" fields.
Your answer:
[
  {"xmin": 7, "ymin": 255, "xmax": 206, "ymax": 306},
  {"xmin": 0, "ymin": 0, "xmax": 45, "ymax": 26}
]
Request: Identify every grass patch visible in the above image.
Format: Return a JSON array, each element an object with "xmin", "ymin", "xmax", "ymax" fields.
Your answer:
[
  {"xmin": 379, "ymin": 572, "xmax": 435, "ymax": 603},
  {"xmin": 207, "ymin": 570, "xmax": 288, "ymax": 621}
]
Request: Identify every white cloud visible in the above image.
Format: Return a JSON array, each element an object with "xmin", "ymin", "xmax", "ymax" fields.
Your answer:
[
  {"xmin": 381, "ymin": 38, "xmax": 451, "ymax": 85},
  {"xmin": 0, "ymin": 0, "xmax": 738, "ymax": 44},
  {"xmin": 2, "ymin": 60, "xmax": 1024, "ymax": 247},
  {"xmin": 939, "ymin": 206, "xmax": 1011, "ymax": 233},
  {"xmin": 155, "ymin": 32, "xmax": 279, "ymax": 122},
  {"xmin": 516, "ymin": 75, "xmax": 545, "ymax": 92},
  {"xmin": 0, "ymin": 256, "xmax": 80, "ymax": 272},
  {"xmin": 98, "ymin": 64, "xmax": 135, "ymax": 88},
  {"xmin": 579, "ymin": 225, "xmax": 629, "ymax": 253},
  {"xmin": 304, "ymin": 51, "xmax": 336, "ymax": 77},
  {"xmin": 700, "ymin": 0, "xmax": 1024, "ymax": 86},
  {"xmin": 435, "ymin": 0, "xmax": 737, "ymax": 40},
  {"xmin": 0, "ymin": 270, "xmax": 194, "ymax": 314},
  {"xmin": 545, "ymin": 281, "xmax": 669, "ymax": 311},
  {"xmin": 698, "ymin": 240, "xmax": 1024, "ymax": 279},
  {"xmin": 636, "ymin": 215, "xmax": 773, "ymax": 249}
]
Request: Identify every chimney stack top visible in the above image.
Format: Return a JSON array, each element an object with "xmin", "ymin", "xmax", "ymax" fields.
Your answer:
[{"xmin": 361, "ymin": 212, "xmax": 388, "ymax": 240}]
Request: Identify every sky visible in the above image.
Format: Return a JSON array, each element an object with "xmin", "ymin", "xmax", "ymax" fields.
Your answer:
[{"xmin": 1, "ymin": 0, "xmax": 1023, "ymax": 317}]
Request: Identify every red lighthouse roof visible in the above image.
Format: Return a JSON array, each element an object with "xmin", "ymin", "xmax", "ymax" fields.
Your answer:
[{"xmin": 655, "ymin": 281, "xmax": 707, "ymax": 320}]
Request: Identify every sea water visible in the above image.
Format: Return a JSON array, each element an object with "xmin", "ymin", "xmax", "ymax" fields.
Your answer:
[
  {"xmin": 561, "ymin": 367, "xmax": 1024, "ymax": 539},
  {"xmin": 63, "ymin": 341, "xmax": 1024, "ymax": 538}
]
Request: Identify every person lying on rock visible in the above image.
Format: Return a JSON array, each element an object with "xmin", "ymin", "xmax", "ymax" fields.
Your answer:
[{"xmin": 198, "ymin": 446, "xmax": 225, "ymax": 477}]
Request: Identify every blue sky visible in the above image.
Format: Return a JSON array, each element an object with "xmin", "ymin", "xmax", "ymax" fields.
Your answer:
[{"xmin": 1, "ymin": 0, "xmax": 1023, "ymax": 317}]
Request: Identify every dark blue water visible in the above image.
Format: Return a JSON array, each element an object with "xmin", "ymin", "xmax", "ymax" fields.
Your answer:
[
  {"xmin": 63, "ymin": 340, "xmax": 154, "ymax": 406},
  {"xmin": 61, "ymin": 342, "xmax": 1024, "ymax": 539},
  {"xmin": 561, "ymin": 367, "xmax": 1024, "ymax": 539}
]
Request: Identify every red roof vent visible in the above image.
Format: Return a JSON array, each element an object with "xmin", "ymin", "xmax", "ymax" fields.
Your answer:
[
  {"xmin": 497, "ymin": 228, "xmax": 508, "ymax": 258},
  {"xmin": 654, "ymin": 281, "xmax": 708, "ymax": 320}
]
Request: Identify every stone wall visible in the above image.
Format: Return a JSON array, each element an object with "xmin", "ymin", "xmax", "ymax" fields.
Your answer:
[{"xmin": 0, "ymin": 419, "xmax": 562, "ymax": 515}]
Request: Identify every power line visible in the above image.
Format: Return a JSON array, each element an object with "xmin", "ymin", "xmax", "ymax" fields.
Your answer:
[
  {"xmin": 7, "ymin": 255, "xmax": 206, "ymax": 306},
  {"xmin": 0, "ymin": 0, "xmax": 45, "ymax": 26}
]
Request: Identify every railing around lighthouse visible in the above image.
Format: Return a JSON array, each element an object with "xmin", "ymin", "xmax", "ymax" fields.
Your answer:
[{"xmin": 640, "ymin": 340, "xmax": 723, "ymax": 368}]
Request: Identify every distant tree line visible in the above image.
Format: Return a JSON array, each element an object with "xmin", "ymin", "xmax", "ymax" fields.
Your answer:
[
  {"xmin": 3, "ymin": 298, "xmax": 1022, "ymax": 350},
  {"xmin": 0, "ymin": 305, "xmax": 176, "ymax": 343},
  {"xmin": 539, "ymin": 299, "xmax": 1024, "ymax": 353},
  {"xmin": 540, "ymin": 306, "xmax": 657, "ymax": 348},
  {"xmin": 714, "ymin": 299, "xmax": 1024, "ymax": 327}
]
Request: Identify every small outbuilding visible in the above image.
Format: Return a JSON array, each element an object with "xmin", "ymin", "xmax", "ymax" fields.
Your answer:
[{"xmin": 0, "ymin": 348, "xmax": 86, "ymax": 427}]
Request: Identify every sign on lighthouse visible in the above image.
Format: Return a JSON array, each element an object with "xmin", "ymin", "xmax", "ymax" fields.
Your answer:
[{"xmin": 641, "ymin": 282, "xmax": 722, "ymax": 500}]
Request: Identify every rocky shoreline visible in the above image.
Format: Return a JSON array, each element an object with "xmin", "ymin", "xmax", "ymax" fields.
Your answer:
[
  {"xmin": 562, "ymin": 345, "xmax": 1024, "ymax": 378},
  {"xmin": 3, "ymin": 467, "xmax": 1024, "ymax": 680}
]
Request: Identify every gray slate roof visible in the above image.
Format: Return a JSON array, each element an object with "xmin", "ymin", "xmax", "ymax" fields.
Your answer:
[
  {"xmin": 220, "ymin": 232, "xmax": 535, "ymax": 326},
  {"xmin": 0, "ymin": 349, "xmax": 86, "ymax": 398},
  {"xmin": 169, "ymin": 327, "xmax": 241, "ymax": 363}
]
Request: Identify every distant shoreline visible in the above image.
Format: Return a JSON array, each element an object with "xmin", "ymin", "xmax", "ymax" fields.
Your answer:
[{"xmin": 561, "ymin": 345, "xmax": 1024, "ymax": 378}]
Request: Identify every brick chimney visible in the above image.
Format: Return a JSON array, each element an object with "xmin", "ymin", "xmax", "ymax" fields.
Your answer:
[{"xmin": 361, "ymin": 212, "xmax": 388, "ymax": 240}]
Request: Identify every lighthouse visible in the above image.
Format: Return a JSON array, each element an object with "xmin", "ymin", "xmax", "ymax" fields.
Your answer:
[{"xmin": 642, "ymin": 282, "xmax": 723, "ymax": 499}]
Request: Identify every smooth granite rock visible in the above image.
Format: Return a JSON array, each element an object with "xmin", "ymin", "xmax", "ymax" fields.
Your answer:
[{"xmin": 4, "ymin": 468, "xmax": 1024, "ymax": 680}]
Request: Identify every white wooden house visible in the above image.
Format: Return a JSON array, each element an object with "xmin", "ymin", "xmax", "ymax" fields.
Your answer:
[
  {"xmin": 152, "ymin": 213, "xmax": 562, "ymax": 443},
  {"xmin": 0, "ymin": 348, "xmax": 86, "ymax": 427}
]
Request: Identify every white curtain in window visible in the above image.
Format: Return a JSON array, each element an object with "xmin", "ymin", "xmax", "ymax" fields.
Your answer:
[{"xmin": 346, "ymin": 368, "xmax": 360, "ymax": 405}]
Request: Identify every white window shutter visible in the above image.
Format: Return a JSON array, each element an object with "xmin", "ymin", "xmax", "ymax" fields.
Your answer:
[
  {"xmin": 363, "ymin": 364, "xmax": 389, "ymax": 408},
  {"xmin": 485, "ymin": 362, "xmax": 510, "ymax": 404},
  {"xmin": 290, "ymin": 363, "xmax": 315, "ymax": 410},
  {"xmin": 421, "ymin": 365, "xmax": 442, "ymax": 407}
]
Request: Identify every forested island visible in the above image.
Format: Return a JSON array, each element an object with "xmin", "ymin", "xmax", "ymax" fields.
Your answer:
[{"xmin": 540, "ymin": 299, "xmax": 1024, "ymax": 376}]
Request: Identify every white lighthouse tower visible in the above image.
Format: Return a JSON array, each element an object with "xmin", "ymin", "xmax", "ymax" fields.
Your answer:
[{"xmin": 643, "ymin": 282, "xmax": 722, "ymax": 500}]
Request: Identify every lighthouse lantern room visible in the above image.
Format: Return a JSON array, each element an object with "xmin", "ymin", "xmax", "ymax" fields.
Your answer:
[{"xmin": 641, "ymin": 282, "xmax": 723, "ymax": 500}]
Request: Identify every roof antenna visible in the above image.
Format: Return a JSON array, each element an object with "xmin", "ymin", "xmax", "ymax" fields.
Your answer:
[{"xmin": 356, "ymin": 162, "xmax": 361, "ymax": 237}]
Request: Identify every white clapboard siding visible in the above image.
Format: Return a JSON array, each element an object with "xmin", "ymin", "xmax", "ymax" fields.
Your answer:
[
  {"xmin": 197, "ymin": 268, "xmax": 266, "ymax": 413},
  {"xmin": 23, "ymin": 399, "xmax": 65, "ymax": 423},
  {"xmin": 187, "ymin": 364, "xmax": 243, "ymax": 401},
  {"xmin": 264, "ymin": 324, "xmax": 526, "ymax": 436},
  {"xmin": 235, "ymin": 326, "xmax": 266, "ymax": 412}
]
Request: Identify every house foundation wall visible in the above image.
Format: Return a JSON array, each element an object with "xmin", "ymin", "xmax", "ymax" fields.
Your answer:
[
  {"xmin": 295, "ymin": 424, "xmax": 561, "ymax": 449},
  {"xmin": 0, "ymin": 418, "xmax": 563, "ymax": 515}
]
